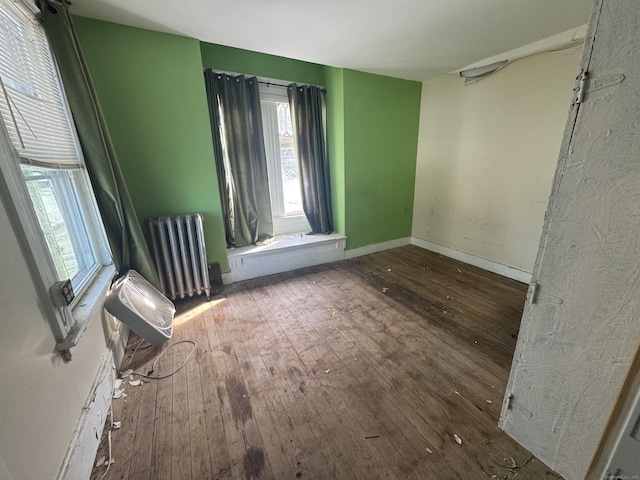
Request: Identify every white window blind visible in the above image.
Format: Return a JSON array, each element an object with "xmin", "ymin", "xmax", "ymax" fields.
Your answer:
[{"xmin": 0, "ymin": 0, "xmax": 80, "ymax": 167}]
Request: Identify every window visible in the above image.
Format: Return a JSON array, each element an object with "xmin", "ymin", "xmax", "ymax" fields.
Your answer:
[
  {"xmin": 260, "ymin": 85, "xmax": 310, "ymax": 235},
  {"xmin": 21, "ymin": 165, "xmax": 103, "ymax": 289},
  {"xmin": 0, "ymin": 0, "xmax": 110, "ymax": 351}
]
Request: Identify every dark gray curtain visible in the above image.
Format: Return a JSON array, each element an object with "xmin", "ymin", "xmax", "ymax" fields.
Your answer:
[
  {"xmin": 204, "ymin": 71, "xmax": 273, "ymax": 247},
  {"xmin": 39, "ymin": 0, "xmax": 161, "ymax": 288},
  {"xmin": 287, "ymin": 84, "xmax": 333, "ymax": 234}
]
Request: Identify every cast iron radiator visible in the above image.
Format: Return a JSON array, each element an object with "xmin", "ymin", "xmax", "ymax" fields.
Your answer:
[{"xmin": 147, "ymin": 213, "xmax": 211, "ymax": 301}]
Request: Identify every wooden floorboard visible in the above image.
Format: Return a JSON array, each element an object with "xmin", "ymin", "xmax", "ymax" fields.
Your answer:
[{"xmin": 91, "ymin": 245, "xmax": 561, "ymax": 480}]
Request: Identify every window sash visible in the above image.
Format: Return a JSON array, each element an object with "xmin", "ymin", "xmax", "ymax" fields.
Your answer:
[
  {"xmin": 1, "ymin": 0, "xmax": 111, "ymax": 320},
  {"xmin": 261, "ymin": 100, "xmax": 286, "ymax": 217},
  {"xmin": 21, "ymin": 165, "xmax": 100, "ymax": 289},
  {"xmin": 260, "ymin": 87, "xmax": 310, "ymax": 236}
]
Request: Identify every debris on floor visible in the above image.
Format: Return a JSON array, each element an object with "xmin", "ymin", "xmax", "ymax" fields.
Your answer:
[
  {"xmin": 95, "ymin": 457, "xmax": 114, "ymax": 468},
  {"xmin": 112, "ymin": 388, "xmax": 126, "ymax": 399},
  {"xmin": 112, "ymin": 421, "xmax": 121, "ymax": 430},
  {"xmin": 454, "ymin": 434, "xmax": 463, "ymax": 445}
]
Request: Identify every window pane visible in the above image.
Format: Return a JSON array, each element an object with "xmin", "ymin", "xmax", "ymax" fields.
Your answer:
[
  {"xmin": 21, "ymin": 165, "xmax": 97, "ymax": 286},
  {"xmin": 277, "ymin": 102, "xmax": 303, "ymax": 216}
]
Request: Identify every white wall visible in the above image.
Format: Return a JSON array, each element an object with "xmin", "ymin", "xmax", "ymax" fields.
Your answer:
[
  {"xmin": 412, "ymin": 47, "xmax": 582, "ymax": 273},
  {"xmin": 0, "ymin": 197, "xmax": 114, "ymax": 480}
]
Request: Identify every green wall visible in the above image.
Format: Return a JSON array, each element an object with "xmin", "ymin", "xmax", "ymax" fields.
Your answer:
[
  {"xmin": 200, "ymin": 42, "xmax": 348, "ymax": 239},
  {"xmin": 73, "ymin": 16, "xmax": 422, "ymax": 270},
  {"xmin": 200, "ymin": 43, "xmax": 326, "ymax": 87},
  {"xmin": 324, "ymin": 67, "xmax": 346, "ymax": 236},
  {"xmin": 342, "ymin": 70, "xmax": 421, "ymax": 249},
  {"xmin": 200, "ymin": 43, "xmax": 422, "ymax": 250},
  {"xmin": 73, "ymin": 17, "xmax": 228, "ymax": 269}
]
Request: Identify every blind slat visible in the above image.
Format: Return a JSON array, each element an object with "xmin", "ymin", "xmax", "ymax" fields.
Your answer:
[{"xmin": 0, "ymin": 0, "xmax": 80, "ymax": 166}]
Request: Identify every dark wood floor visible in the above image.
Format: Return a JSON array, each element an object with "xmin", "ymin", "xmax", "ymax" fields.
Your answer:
[{"xmin": 91, "ymin": 245, "xmax": 560, "ymax": 480}]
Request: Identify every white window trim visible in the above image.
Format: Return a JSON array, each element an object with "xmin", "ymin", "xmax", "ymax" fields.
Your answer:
[
  {"xmin": 213, "ymin": 71, "xmax": 326, "ymax": 236},
  {"xmin": 259, "ymin": 83, "xmax": 311, "ymax": 236},
  {"xmin": 0, "ymin": 0, "xmax": 113, "ymax": 360},
  {"xmin": 0, "ymin": 118, "xmax": 115, "ymax": 360},
  {"xmin": 272, "ymin": 214, "xmax": 310, "ymax": 236}
]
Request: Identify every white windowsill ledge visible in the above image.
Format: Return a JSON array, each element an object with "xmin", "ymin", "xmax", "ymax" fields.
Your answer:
[
  {"xmin": 55, "ymin": 264, "xmax": 116, "ymax": 360},
  {"xmin": 224, "ymin": 233, "xmax": 346, "ymax": 284}
]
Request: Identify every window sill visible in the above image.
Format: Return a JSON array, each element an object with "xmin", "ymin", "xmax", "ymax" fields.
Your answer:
[
  {"xmin": 273, "ymin": 214, "xmax": 310, "ymax": 236},
  {"xmin": 55, "ymin": 264, "xmax": 116, "ymax": 360},
  {"xmin": 225, "ymin": 233, "xmax": 346, "ymax": 283}
]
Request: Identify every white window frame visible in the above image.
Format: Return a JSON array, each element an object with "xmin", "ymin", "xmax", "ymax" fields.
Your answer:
[
  {"xmin": 0, "ymin": 0, "xmax": 113, "ymax": 360},
  {"xmin": 259, "ymin": 84, "xmax": 310, "ymax": 236}
]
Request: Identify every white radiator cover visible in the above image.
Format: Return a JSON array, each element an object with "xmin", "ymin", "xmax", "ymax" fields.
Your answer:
[{"xmin": 148, "ymin": 214, "xmax": 211, "ymax": 300}]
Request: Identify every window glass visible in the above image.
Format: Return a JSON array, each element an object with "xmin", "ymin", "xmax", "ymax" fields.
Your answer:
[
  {"xmin": 275, "ymin": 102, "xmax": 303, "ymax": 216},
  {"xmin": 0, "ymin": 0, "xmax": 107, "ymax": 297},
  {"xmin": 21, "ymin": 165, "xmax": 97, "ymax": 285},
  {"xmin": 260, "ymin": 84, "xmax": 310, "ymax": 235}
]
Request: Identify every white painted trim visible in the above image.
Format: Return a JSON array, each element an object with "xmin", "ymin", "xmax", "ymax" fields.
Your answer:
[
  {"xmin": 56, "ymin": 319, "xmax": 128, "ymax": 480},
  {"xmin": 410, "ymin": 237, "xmax": 532, "ymax": 284},
  {"xmin": 55, "ymin": 265, "xmax": 116, "ymax": 359},
  {"xmin": 344, "ymin": 237, "xmax": 411, "ymax": 259},
  {"xmin": 272, "ymin": 215, "xmax": 311, "ymax": 236},
  {"xmin": 453, "ymin": 24, "xmax": 588, "ymax": 74},
  {"xmin": 224, "ymin": 233, "xmax": 346, "ymax": 284},
  {"xmin": 112, "ymin": 324, "xmax": 130, "ymax": 370},
  {"xmin": 0, "ymin": 104, "xmax": 69, "ymax": 340},
  {"xmin": 0, "ymin": 65, "xmax": 113, "ymax": 360},
  {"xmin": 56, "ymin": 346, "xmax": 116, "ymax": 480}
]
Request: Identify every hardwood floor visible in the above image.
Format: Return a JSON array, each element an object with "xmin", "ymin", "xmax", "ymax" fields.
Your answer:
[{"xmin": 91, "ymin": 245, "xmax": 560, "ymax": 480}]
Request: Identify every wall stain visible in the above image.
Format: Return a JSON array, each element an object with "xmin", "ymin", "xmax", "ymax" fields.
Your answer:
[
  {"xmin": 243, "ymin": 447, "xmax": 265, "ymax": 479},
  {"xmin": 225, "ymin": 374, "xmax": 253, "ymax": 428}
]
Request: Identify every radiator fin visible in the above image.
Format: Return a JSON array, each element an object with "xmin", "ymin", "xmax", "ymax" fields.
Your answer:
[{"xmin": 148, "ymin": 214, "xmax": 211, "ymax": 301}]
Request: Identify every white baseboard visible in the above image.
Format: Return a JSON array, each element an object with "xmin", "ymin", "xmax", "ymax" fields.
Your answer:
[
  {"xmin": 410, "ymin": 237, "xmax": 532, "ymax": 284},
  {"xmin": 221, "ymin": 234, "xmax": 529, "ymax": 284},
  {"xmin": 224, "ymin": 234, "xmax": 347, "ymax": 284},
  {"xmin": 57, "ymin": 327, "xmax": 128, "ymax": 480},
  {"xmin": 344, "ymin": 237, "xmax": 411, "ymax": 259}
]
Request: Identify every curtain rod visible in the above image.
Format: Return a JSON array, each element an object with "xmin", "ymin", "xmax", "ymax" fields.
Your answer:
[
  {"xmin": 207, "ymin": 70, "xmax": 326, "ymax": 92},
  {"xmin": 257, "ymin": 80, "xmax": 289, "ymax": 88},
  {"xmin": 257, "ymin": 79, "xmax": 326, "ymax": 92}
]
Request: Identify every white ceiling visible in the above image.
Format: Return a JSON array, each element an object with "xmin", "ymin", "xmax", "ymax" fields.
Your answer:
[{"xmin": 68, "ymin": 0, "xmax": 594, "ymax": 82}]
